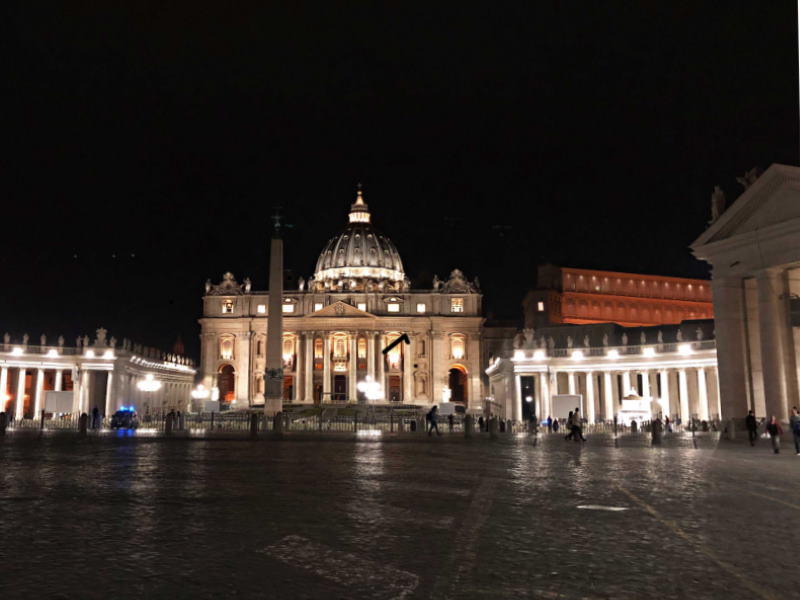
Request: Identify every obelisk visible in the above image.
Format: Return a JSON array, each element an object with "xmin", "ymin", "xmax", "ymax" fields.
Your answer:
[{"xmin": 264, "ymin": 211, "xmax": 284, "ymax": 416}]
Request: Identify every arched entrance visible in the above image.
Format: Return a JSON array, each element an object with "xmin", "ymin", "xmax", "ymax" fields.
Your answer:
[
  {"xmin": 448, "ymin": 365, "xmax": 468, "ymax": 405},
  {"xmin": 218, "ymin": 365, "xmax": 235, "ymax": 404}
]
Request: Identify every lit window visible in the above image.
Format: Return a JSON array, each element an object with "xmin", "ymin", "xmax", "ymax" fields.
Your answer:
[
  {"xmin": 357, "ymin": 337, "xmax": 367, "ymax": 359},
  {"xmin": 222, "ymin": 300, "xmax": 234, "ymax": 314},
  {"xmin": 357, "ymin": 302, "xmax": 367, "ymax": 311},
  {"xmin": 387, "ymin": 303, "xmax": 400, "ymax": 313},
  {"xmin": 451, "ymin": 334, "xmax": 465, "ymax": 359},
  {"xmin": 450, "ymin": 298, "xmax": 464, "ymax": 313},
  {"xmin": 220, "ymin": 338, "xmax": 234, "ymax": 360},
  {"xmin": 314, "ymin": 338, "xmax": 323, "ymax": 359},
  {"xmin": 537, "ymin": 301, "xmax": 544, "ymax": 312},
  {"xmin": 416, "ymin": 303, "xmax": 426, "ymax": 313},
  {"xmin": 314, "ymin": 303, "xmax": 323, "ymax": 312},
  {"xmin": 282, "ymin": 304, "xmax": 294, "ymax": 313},
  {"xmin": 257, "ymin": 304, "xmax": 266, "ymax": 314}
]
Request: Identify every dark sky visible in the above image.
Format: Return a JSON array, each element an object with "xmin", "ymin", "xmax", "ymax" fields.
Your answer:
[{"xmin": 3, "ymin": 2, "xmax": 797, "ymax": 358}]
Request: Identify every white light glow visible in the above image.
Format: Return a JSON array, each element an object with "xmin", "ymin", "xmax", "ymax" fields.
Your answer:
[
  {"xmin": 85, "ymin": 350, "xmax": 95, "ymax": 358},
  {"xmin": 357, "ymin": 375, "xmax": 384, "ymax": 401},
  {"xmin": 257, "ymin": 304, "xmax": 266, "ymax": 314},
  {"xmin": 46, "ymin": 349, "xmax": 58, "ymax": 357},
  {"xmin": 571, "ymin": 350, "xmax": 584, "ymax": 361},
  {"xmin": 136, "ymin": 373, "xmax": 162, "ymax": 392},
  {"xmin": 11, "ymin": 347, "xmax": 23, "ymax": 356},
  {"xmin": 513, "ymin": 350, "xmax": 526, "ymax": 361},
  {"xmin": 525, "ymin": 395, "xmax": 533, "ymax": 403},
  {"xmin": 103, "ymin": 350, "xmax": 115, "ymax": 359},
  {"xmin": 356, "ymin": 429, "xmax": 383, "ymax": 437},
  {"xmin": 642, "ymin": 347, "xmax": 656, "ymax": 358},
  {"xmin": 678, "ymin": 343, "xmax": 693, "ymax": 356},
  {"xmin": 533, "ymin": 349, "xmax": 546, "ymax": 360},
  {"xmin": 191, "ymin": 385, "xmax": 210, "ymax": 400},
  {"xmin": 606, "ymin": 349, "xmax": 620, "ymax": 359}
]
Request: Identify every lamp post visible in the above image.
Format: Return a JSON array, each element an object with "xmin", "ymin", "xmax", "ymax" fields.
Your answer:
[{"xmin": 136, "ymin": 373, "xmax": 161, "ymax": 417}]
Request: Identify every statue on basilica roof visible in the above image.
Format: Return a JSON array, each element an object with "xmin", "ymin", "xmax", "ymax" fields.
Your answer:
[
  {"xmin": 441, "ymin": 269, "xmax": 478, "ymax": 294},
  {"xmin": 207, "ymin": 272, "xmax": 245, "ymax": 295}
]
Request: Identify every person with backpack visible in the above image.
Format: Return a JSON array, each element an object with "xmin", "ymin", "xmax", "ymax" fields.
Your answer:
[
  {"xmin": 765, "ymin": 416, "xmax": 782, "ymax": 454},
  {"xmin": 564, "ymin": 411, "xmax": 574, "ymax": 440},
  {"xmin": 790, "ymin": 406, "xmax": 800, "ymax": 455}
]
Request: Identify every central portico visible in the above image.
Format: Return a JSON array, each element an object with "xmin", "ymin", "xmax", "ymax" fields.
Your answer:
[{"xmin": 198, "ymin": 188, "xmax": 484, "ymax": 409}]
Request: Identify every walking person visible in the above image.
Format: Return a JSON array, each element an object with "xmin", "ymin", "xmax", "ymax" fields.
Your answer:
[
  {"xmin": 765, "ymin": 416, "xmax": 782, "ymax": 454},
  {"xmin": 478, "ymin": 415, "xmax": 484, "ymax": 433},
  {"xmin": 91, "ymin": 406, "xmax": 100, "ymax": 429},
  {"xmin": 427, "ymin": 405, "xmax": 441, "ymax": 436},
  {"xmin": 546, "ymin": 415, "xmax": 553, "ymax": 433},
  {"xmin": 790, "ymin": 407, "xmax": 800, "ymax": 455},
  {"xmin": 571, "ymin": 407, "xmax": 587, "ymax": 442},
  {"xmin": 564, "ymin": 411, "xmax": 574, "ymax": 440},
  {"xmin": 745, "ymin": 410, "xmax": 758, "ymax": 447},
  {"xmin": 552, "ymin": 418, "xmax": 559, "ymax": 433}
]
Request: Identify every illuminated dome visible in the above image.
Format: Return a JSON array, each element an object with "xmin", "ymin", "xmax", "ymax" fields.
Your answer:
[{"xmin": 311, "ymin": 188, "xmax": 407, "ymax": 292}]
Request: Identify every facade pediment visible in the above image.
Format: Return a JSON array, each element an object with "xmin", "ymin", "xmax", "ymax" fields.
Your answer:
[
  {"xmin": 693, "ymin": 164, "xmax": 800, "ymax": 248},
  {"xmin": 308, "ymin": 301, "xmax": 375, "ymax": 318}
]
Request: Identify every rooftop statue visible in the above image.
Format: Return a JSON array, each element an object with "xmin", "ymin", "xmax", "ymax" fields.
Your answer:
[
  {"xmin": 709, "ymin": 185, "xmax": 726, "ymax": 224},
  {"xmin": 736, "ymin": 167, "xmax": 762, "ymax": 190}
]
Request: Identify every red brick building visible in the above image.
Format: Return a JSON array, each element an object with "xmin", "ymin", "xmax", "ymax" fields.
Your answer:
[{"xmin": 523, "ymin": 265, "xmax": 714, "ymax": 328}]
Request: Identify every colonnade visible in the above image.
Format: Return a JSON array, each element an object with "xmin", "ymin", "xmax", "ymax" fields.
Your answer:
[{"xmin": 511, "ymin": 365, "xmax": 721, "ymax": 424}]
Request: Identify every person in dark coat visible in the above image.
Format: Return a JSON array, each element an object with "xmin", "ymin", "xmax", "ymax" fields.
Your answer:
[
  {"xmin": 426, "ymin": 406, "xmax": 441, "ymax": 436},
  {"xmin": 478, "ymin": 415, "xmax": 485, "ymax": 432},
  {"xmin": 765, "ymin": 416, "xmax": 782, "ymax": 454},
  {"xmin": 745, "ymin": 410, "xmax": 758, "ymax": 446}
]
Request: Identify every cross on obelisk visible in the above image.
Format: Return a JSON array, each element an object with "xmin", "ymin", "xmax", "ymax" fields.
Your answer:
[{"xmin": 264, "ymin": 207, "xmax": 284, "ymax": 416}]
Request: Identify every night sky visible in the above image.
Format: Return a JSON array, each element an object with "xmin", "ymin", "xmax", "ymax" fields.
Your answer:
[{"xmin": 4, "ymin": 2, "xmax": 797, "ymax": 358}]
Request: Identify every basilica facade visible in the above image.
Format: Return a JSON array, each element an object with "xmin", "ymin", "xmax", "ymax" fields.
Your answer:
[{"xmin": 198, "ymin": 189, "xmax": 485, "ymax": 409}]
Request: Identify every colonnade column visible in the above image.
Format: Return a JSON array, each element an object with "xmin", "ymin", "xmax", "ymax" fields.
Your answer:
[
  {"xmin": 513, "ymin": 375, "xmax": 522, "ymax": 422},
  {"xmin": 349, "ymin": 333, "xmax": 358, "ymax": 402},
  {"xmin": 376, "ymin": 333, "xmax": 385, "ymax": 393},
  {"xmin": 33, "ymin": 368, "xmax": 44, "ymax": 417},
  {"xmin": 15, "ymin": 368, "xmax": 26, "ymax": 420},
  {"xmin": 367, "ymin": 330, "xmax": 375, "ymax": 381},
  {"xmin": 585, "ymin": 372, "xmax": 595, "ymax": 423},
  {"xmin": 621, "ymin": 371, "xmax": 632, "ymax": 397},
  {"xmin": 710, "ymin": 277, "xmax": 750, "ymax": 418},
  {"xmin": 696, "ymin": 368, "xmax": 709, "ymax": 421},
  {"xmin": 756, "ymin": 268, "xmax": 795, "ymax": 422},
  {"xmin": 72, "ymin": 367, "xmax": 80, "ymax": 413},
  {"xmin": 540, "ymin": 372, "xmax": 550, "ymax": 420},
  {"xmin": 54, "ymin": 369, "xmax": 63, "ymax": 391},
  {"xmin": 603, "ymin": 372, "xmax": 614, "ymax": 421},
  {"xmin": 304, "ymin": 332, "xmax": 314, "ymax": 403},
  {"xmin": 0, "ymin": 367, "xmax": 7, "ymax": 412},
  {"xmin": 678, "ymin": 369, "xmax": 690, "ymax": 422},
  {"xmin": 322, "ymin": 333, "xmax": 331, "ymax": 402},
  {"xmin": 105, "ymin": 372, "xmax": 114, "ymax": 416},
  {"xmin": 658, "ymin": 370, "xmax": 670, "ymax": 418}
]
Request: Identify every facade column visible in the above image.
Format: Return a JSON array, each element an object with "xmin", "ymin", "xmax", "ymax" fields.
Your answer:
[
  {"xmin": 33, "ymin": 368, "xmax": 44, "ymax": 417},
  {"xmin": 513, "ymin": 374, "xmax": 523, "ymax": 422},
  {"xmin": 377, "ymin": 333, "xmax": 385, "ymax": 394},
  {"xmin": 696, "ymin": 368, "xmax": 709, "ymax": 421},
  {"xmin": 641, "ymin": 370, "xmax": 650, "ymax": 399},
  {"xmin": 54, "ymin": 369, "xmax": 63, "ymax": 391},
  {"xmin": 367, "ymin": 330, "xmax": 376, "ymax": 381},
  {"xmin": 105, "ymin": 372, "xmax": 114, "ymax": 416},
  {"xmin": 621, "ymin": 371, "xmax": 632, "ymax": 397},
  {"xmin": 0, "ymin": 367, "xmax": 7, "ymax": 412},
  {"xmin": 710, "ymin": 277, "xmax": 751, "ymax": 418},
  {"xmin": 293, "ymin": 336, "xmax": 301, "ymax": 403},
  {"xmin": 658, "ymin": 370, "xmax": 670, "ymax": 418},
  {"xmin": 756, "ymin": 269, "xmax": 795, "ymax": 422},
  {"xmin": 540, "ymin": 371, "xmax": 551, "ymax": 420},
  {"xmin": 322, "ymin": 333, "xmax": 331, "ymax": 402},
  {"xmin": 585, "ymin": 372, "xmax": 595, "ymax": 423},
  {"xmin": 236, "ymin": 332, "xmax": 251, "ymax": 407},
  {"xmin": 349, "ymin": 333, "xmax": 358, "ymax": 402},
  {"xmin": 712, "ymin": 367, "xmax": 722, "ymax": 418},
  {"xmin": 567, "ymin": 372, "xmax": 576, "ymax": 395},
  {"xmin": 72, "ymin": 367, "xmax": 81, "ymax": 413},
  {"xmin": 403, "ymin": 337, "xmax": 414, "ymax": 404},
  {"xmin": 15, "ymin": 368, "xmax": 26, "ymax": 420},
  {"xmin": 678, "ymin": 369, "xmax": 690, "ymax": 422},
  {"xmin": 304, "ymin": 332, "xmax": 314, "ymax": 403},
  {"xmin": 603, "ymin": 371, "xmax": 614, "ymax": 421}
]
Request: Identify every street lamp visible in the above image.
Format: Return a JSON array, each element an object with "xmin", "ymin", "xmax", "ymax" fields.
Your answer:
[{"xmin": 357, "ymin": 375, "xmax": 384, "ymax": 403}]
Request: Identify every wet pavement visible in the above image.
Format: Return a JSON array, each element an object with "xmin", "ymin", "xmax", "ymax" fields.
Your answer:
[{"xmin": 0, "ymin": 432, "xmax": 797, "ymax": 599}]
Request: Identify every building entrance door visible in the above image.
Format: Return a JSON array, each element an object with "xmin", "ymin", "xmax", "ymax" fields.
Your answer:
[{"xmin": 333, "ymin": 375, "xmax": 347, "ymax": 402}]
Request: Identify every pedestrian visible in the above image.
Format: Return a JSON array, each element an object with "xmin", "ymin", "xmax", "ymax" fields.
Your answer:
[
  {"xmin": 745, "ymin": 410, "xmax": 758, "ymax": 447},
  {"xmin": 790, "ymin": 406, "xmax": 800, "ymax": 455},
  {"xmin": 571, "ymin": 407, "xmax": 587, "ymax": 442},
  {"xmin": 552, "ymin": 418, "xmax": 559, "ymax": 433},
  {"xmin": 427, "ymin": 405, "xmax": 441, "ymax": 436},
  {"xmin": 546, "ymin": 415, "xmax": 552, "ymax": 432},
  {"xmin": 564, "ymin": 411, "xmax": 574, "ymax": 440},
  {"xmin": 664, "ymin": 416, "xmax": 672, "ymax": 433},
  {"xmin": 447, "ymin": 413, "xmax": 454, "ymax": 433},
  {"xmin": 91, "ymin": 406, "xmax": 100, "ymax": 429},
  {"xmin": 478, "ymin": 415, "xmax": 484, "ymax": 432},
  {"xmin": 765, "ymin": 415, "xmax": 782, "ymax": 454}
]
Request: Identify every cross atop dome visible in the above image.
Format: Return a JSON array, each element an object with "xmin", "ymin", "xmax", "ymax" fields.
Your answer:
[{"xmin": 349, "ymin": 183, "xmax": 371, "ymax": 223}]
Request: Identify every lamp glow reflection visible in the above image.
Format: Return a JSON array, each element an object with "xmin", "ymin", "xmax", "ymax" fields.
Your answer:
[{"xmin": 136, "ymin": 373, "xmax": 162, "ymax": 392}]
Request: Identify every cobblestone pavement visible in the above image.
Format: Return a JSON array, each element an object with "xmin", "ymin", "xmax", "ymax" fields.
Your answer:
[{"xmin": 0, "ymin": 432, "xmax": 797, "ymax": 599}]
